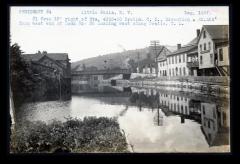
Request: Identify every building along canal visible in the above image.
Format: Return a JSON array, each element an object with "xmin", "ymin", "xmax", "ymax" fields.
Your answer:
[{"xmin": 17, "ymin": 82, "xmax": 230, "ymax": 153}]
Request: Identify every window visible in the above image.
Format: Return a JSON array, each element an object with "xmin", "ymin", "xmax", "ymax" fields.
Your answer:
[
  {"xmin": 200, "ymin": 56, "xmax": 203, "ymax": 65},
  {"xmin": 183, "ymin": 67, "xmax": 186, "ymax": 76},
  {"xmin": 172, "ymin": 68, "xmax": 174, "ymax": 76},
  {"xmin": 210, "ymin": 54, "xmax": 213, "ymax": 64},
  {"xmin": 219, "ymin": 48, "xmax": 223, "ymax": 61},
  {"xmin": 179, "ymin": 55, "xmax": 181, "ymax": 63},
  {"xmin": 169, "ymin": 58, "xmax": 171, "ymax": 65},
  {"xmin": 185, "ymin": 106, "xmax": 188, "ymax": 114},
  {"xmin": 172, "ymin": 56, "xmax": 174, "ymax": 64},
  {"xmin": 175, "ymin": 56, "xmax": 177, "ymax": 64},
  {"xmin": 202, "ymin": 105, "xmax": 205, "ymax": 114},
  {"xmin": 208, "ymin": 121, "xmax": 211, "ymax": 128},
  {"xmin": 204, "ymin": 43, "xmax": 206, "ymax": 51},
  {"xmin": 200, "ymin": 44, "xmax": 202, "ymax": 52},
  {"xmin": 94, "ymin": 76, "xmax": 98, "ymax": 80},
  {"xmin": 169, "ymin": 69, "xmax": 171, "ymax": 76},
  {"xmin": 208, "ymin": 134, "xmax": 211, "ymax": 141},
  {"xmin": 179, "ymin": 67, "xmax": 182, "ymax": 76},
  {"xmin": 203, "ymin": 31, "xmax": 206, "ymax": 38},
  {"xmin": 208, "ymin": 42, "xmax": 211, "ymax": 50},
  {"xmin": 183, "ymin": 54, "xmax": 185, "ymax": 63}
]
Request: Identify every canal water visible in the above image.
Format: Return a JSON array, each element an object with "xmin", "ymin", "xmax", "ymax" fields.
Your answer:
[{"xmin": 19, "ymin": 84, "xmax": 230, "ymax": 153}]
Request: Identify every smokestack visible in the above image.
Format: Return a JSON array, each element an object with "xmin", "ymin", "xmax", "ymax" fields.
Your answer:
[
  {"xmin": 197, "ymin": 29, "xmax": 200, "ymax": 37},
  {"xmin": 177, "ymin": 44, "xmax": 181, "ymax": 50}
]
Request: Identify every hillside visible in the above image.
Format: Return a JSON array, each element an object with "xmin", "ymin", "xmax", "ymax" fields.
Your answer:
[{"xmin": 71, "ymin": 45, "xmax": 176, "ymax": 71}]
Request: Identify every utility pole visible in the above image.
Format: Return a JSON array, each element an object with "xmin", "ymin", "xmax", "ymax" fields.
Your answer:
[
  {"xmin": 137, "ymin": 52, "xmax": 140, "ymax": 73},
  {"xmin": 150, "ymin": 40, "xmax": 160, "ymax": 76}
]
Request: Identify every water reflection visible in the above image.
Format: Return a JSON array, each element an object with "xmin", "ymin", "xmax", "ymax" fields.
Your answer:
[
  {"xmin": 20, "ymin": 83, "xmax": 230, "ymax": 152},
  {"xmin": 129, "ymin": 86, "xmax": 229, "ymax": 148}
]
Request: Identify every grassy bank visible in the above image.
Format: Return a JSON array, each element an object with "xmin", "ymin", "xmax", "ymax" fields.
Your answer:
[{"xmin": 10, "ymin": 117, "xmax": 129, "ymax": 153}]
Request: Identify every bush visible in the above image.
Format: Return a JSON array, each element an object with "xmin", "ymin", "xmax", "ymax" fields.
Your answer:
[{"xmin": 10, "ymin": 117, "xmax": 129, "ymax": 153}]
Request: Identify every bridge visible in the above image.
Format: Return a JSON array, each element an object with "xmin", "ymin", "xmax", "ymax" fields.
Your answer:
[
  {"xmin": 71, "ymin": 69, "xmax": 132, "ymax": 90},
  {"xmin": 71, "ymin": 69, "xmax": 132, "ymax": 80},
  {"xmin": 71, "ymin": 69, "xmax": 131, "ymax": 75}
]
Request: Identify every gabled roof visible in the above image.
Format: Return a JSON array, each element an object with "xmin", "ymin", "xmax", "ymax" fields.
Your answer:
[
  {"xmin": 149, "ymin": 46, "xmax": 171, "ymax": 58},
  {"xmin": 203, "ymin": 25, "xmax": 229, "ymax": 40},
  {"xmin": 201, "ymin": 126, "xmax": 229, "ymax": 147},
  {"xmin": 196, "ymin": 25, "xmax": 229, "ymax": 44},
  {"xmin": 22, "ymin": 52, "xmax": 69, "ymax": 61},
  {"xmin": 185, "ymin": 37, "xmax": 198, "ymax": 46},
  {"xmin": 46, "ymin": 53, "xmax": 69, "ymax": 60},
  {"xmin": 22, "ymin": 53, "xmax": 44, "ymax": 61},
  {"xmin": 168, "ymin": 37, "xmax": 198, "ymax": 56},
  {"xmin": 38, "ymin": 55, "xmax": 66, "ymax": 68}
]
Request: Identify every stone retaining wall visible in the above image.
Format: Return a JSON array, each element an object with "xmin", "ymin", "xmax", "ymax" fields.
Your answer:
[{"xmin": 114, "ymin": 76, "xmax": 229, "ymax": 98}]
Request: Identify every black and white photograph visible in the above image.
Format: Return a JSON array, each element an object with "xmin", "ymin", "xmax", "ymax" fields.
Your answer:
[{"xmin": 9, "ymin": 6, "xmax": 230, "ymax": 153}]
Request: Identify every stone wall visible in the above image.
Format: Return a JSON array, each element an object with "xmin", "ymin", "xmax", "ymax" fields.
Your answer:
[{"xmin": 114, "ymin": 76, "xmax": 229, "ymax": 98}]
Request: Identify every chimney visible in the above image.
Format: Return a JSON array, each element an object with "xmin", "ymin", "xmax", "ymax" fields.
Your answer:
[
  {"xmin": 42, "ymin": 51, "xmax": 47, "ymax": 55},
  {"xmin": 177, "ymin": 44, "xmax": 181, "ymax": 50},
  {"xmin": 197, "ymin": 29, "xmax": 200, "ymax": 37}
]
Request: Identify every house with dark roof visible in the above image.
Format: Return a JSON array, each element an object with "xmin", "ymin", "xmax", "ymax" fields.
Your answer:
[
  {"xmin": 22, "ymin": 51, "xmax": 71, "ymax": 78},
  {"xmin": 161, "ymin": 29, "xmax": 201, "ymax": 77},
  {"xmin": 197, "ymin": 25, "xmax": 229, "ymax": 76},
  {"xmin": 137, "ymin": 57, "xmax": 156, "ymax": 74},
  {"xmin": 22, "ymin": 51, "xmax": 72, "ymax": 100},
  {"xmin": 136, "ymin": 45, "xmax": 171, "ymax": 76}
]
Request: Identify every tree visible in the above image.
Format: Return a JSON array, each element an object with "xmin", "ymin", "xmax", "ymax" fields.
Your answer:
[
  {"xmin": 127, "ymin": 59, "xmax": 137, "ymax": 72},
  {"xmin": 10, "ymin": 43, "xmax": 35, "ymax": 108}
]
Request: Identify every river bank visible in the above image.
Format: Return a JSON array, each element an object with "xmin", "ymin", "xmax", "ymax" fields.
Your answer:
[
  {"xmin": 12, "ymin": 87, "xmax": 230, "ymax": 153},
  {"xmin": 10, "ymin": 117, "xmax": 129, "ymax": 153},
  {"xmin": 103, "ymin": 75, "xmax": 230, "ymax": 99}
]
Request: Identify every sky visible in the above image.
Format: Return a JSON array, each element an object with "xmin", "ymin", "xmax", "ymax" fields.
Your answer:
[{"xmin": 10, "ymin": 6, "xmax": 229, "ymax": 62}]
